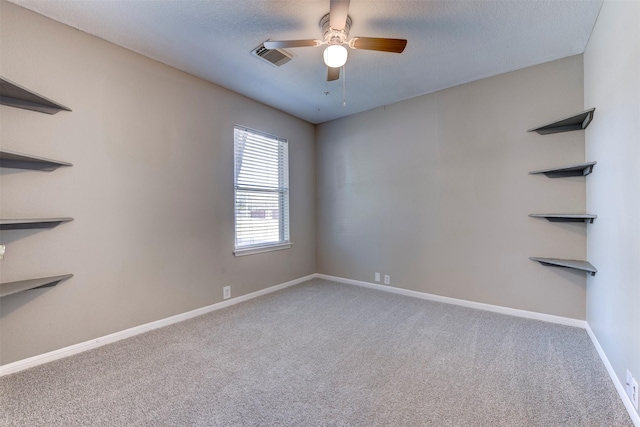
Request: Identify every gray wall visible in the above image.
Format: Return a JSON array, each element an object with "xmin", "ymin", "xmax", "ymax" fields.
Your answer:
[
  {"xmin": 0, "ymin": 1, "xmax": 316, "ymax": 365},
  {"xmin": 316, "ymin": 55, "xmax": 588, "ymax": 319},
  {"xmin": 584, "ymin": 0, "xmax": 640, "ymax": 418}
]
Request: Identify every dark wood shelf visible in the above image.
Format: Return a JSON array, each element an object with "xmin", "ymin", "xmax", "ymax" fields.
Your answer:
[
  {"xmin": 530, "ymin": 257, "xmax": 597, "ymax": 276},
  {"xmin": 528, "ymin": 108, "xmax": 595, "ymax": 135},
  {"xmin": 529, "ymin": 214, "xmax": 597, "ymax": 224},
  {"xmin": 0, "ymin": 150, "xmax": 72, "ymax": 171},
  {"xmin": 529, "ymin": 161, "xmax": 596, "ymax": 178},
  {"xmin": 0, "ymin": 218, "xmax": 73, "ymax": 230},
  {"xmin": 0, "ymin": 77, "xmax": 71, "ymax": 115},
  {"xmin": 0, "ymin": 274, "xmax": 73, "ymax": 298}
]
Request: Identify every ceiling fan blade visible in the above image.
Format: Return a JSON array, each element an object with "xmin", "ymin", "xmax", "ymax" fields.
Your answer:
[
  {"xmin": 330, "ymin": 0, "xmax": 350, "ymax": 30},
  {"xmin": 327, "ymin": 66, "xmax": 340, "ymax": 81},
  {"xmin": 263, "ymin": 39, "xmax": 322, "ymax": 49},
  {"xmin": 349, "ymin": 37, "xmax": 407, "ymax": 53}
]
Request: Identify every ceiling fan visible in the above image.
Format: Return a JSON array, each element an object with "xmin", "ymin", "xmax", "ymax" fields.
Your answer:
[{"xmin": 264, "ymin": 0, "xmax": 407, "ymax": 81}]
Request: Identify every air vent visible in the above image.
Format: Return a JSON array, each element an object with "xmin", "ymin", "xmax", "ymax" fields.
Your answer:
[{"xmin": 251, "ymin": 43, "xmax": 293, "ymax": 67}]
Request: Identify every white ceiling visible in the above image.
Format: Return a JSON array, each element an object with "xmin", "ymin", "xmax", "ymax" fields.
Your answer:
[{"xmin": 8, "ymin": 0, "xmax": 603, "ymax": 124}]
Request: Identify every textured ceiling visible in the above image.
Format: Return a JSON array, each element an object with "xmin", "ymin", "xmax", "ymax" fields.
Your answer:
[{"xmin": 7, "ymin": 0, "xmax": 602, "ymax": 124}]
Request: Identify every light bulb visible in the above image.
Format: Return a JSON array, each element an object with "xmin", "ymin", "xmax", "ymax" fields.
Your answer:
[{"xmin": 323, "ymin": 45, "xmax": 348, "ymax": 68}]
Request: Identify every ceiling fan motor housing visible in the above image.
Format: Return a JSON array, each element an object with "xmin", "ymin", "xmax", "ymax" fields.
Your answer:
[{"xmin": 320, "ymin": 13, "xmax": 352, "ymax": 45}]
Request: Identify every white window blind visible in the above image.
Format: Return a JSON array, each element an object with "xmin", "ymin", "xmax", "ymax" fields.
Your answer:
[{"xmin": 234, "ymin": 126, "xmax": 290, "ymax": 255}]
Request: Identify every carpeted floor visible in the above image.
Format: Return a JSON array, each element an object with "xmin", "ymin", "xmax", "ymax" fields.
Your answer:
[{"xmin": 0, "ymin": 278, "xmax": 633, "ymax": 426}]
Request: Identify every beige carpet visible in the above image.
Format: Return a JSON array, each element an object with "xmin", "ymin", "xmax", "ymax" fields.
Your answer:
[{"xmin": 0, "ymin": 278, "xmax": 633, "ymax": 426}]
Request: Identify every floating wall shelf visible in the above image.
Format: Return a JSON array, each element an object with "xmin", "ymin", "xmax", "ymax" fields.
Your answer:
[
  {"xmin": 529, "ymin": 214, "xmax": 597, "ymax": 224},
  {"xmin": 0, "ymin": 150, "xmax": 72, "ymax": 171},
  {"xmin": 0, "ymin": 218, "xmax": 73, "ymax": 230},
  {"xmin": 529, "ymin": 161, "xmax": 596, "ymax": 178},
  {"xmin": 0, "ymin": 274, "xmax": 73, "ymax": 298},
  {"xmin": 0, "ymin": 77, "xmax": 71, "ymax": 115},
  {"xmin": 530, "ymin": 257, "xmax": 597, "ymax": 276},
  {"xmin": 1, "ymin": 79, "xmax": 74, "ymax": 303},
  {"xmin": 528, "ymin": 108, "xmax": 595, "ymax": 135}
]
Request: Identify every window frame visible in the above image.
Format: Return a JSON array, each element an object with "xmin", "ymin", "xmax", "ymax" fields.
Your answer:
[{"xmin": 233, "ymin": 125, "xmax": 291, "ymax": 256}]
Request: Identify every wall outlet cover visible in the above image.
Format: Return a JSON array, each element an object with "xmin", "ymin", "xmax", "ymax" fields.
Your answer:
[
  {"xmin": 375, "ymin": 272, "xmax": 380, "ymax": 282},
  {"xmin": 223, "ymin": 286, "xmax": 231, "ymax": 300},
  {"xmin": 384, "ymin": 275, "xmax": 390, "ymax": 285}
]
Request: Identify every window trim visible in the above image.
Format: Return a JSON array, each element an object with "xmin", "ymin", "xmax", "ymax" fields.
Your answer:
[
  {"xmin": 233, "ymin": 125, "xmax": 291, "ymax": 256},
  {"xmin": 233, "ymin": 242, "xmax": 292, "ymax": 257}
]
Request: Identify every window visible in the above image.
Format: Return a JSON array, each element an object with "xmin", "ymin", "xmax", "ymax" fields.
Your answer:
[{"xmin": 234, "ymin": 126, "xmax": 290, "ymax": 256}]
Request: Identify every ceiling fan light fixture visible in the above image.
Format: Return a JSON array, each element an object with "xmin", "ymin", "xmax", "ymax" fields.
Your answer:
[{"xmin": 323, "ymin": 45, "xmax": 348, "ymax": 68}]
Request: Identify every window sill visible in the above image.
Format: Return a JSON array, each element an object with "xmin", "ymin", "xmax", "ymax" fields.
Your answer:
[{"xmin": 233, "ymin": 242, "xmax": 292, "ymax": 257}]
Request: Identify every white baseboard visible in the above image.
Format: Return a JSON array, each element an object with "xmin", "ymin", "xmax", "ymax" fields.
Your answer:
[
  {"xmin": 0, "ymin": 273, "xmax": 587, "ymax": 377},
  {"xmin": 316, "ymin": 274, "xmax": 586, "ymax": 328},
  {"xmin": 0, "ymin": 274, "xmax": 316, "ymax": 377},
  {"xmin": 586, "ymin": 324, "xmax": 640, "ymax": 427},
  {"xmin": 4, "ymin": 272, "xmax": 636, "ymax": 424}
]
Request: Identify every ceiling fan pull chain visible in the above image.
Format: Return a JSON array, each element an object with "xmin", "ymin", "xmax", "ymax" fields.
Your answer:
[{"xmin": 342, "ymin": 65, "xmax": 347, "ymax": 107}]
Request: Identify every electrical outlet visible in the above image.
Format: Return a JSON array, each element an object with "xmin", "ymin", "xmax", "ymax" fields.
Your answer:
[
  {"xmin": 627, "ymin": 370, "xmax": 639, "ymax": 410},
  {"xmin": 384, "ymin": 275, "xmax": 390, "ymax": 285},
  {"xmin": 0, "ymin": 245, "xmax": 5, "ymax": 260},
  {"xmin": 223, "ymin": 286, "xmax": 231, "ymax": 300},
  {"xmin": 375, "ymin": 272, "xmax": 380, "ymax": 282}
]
